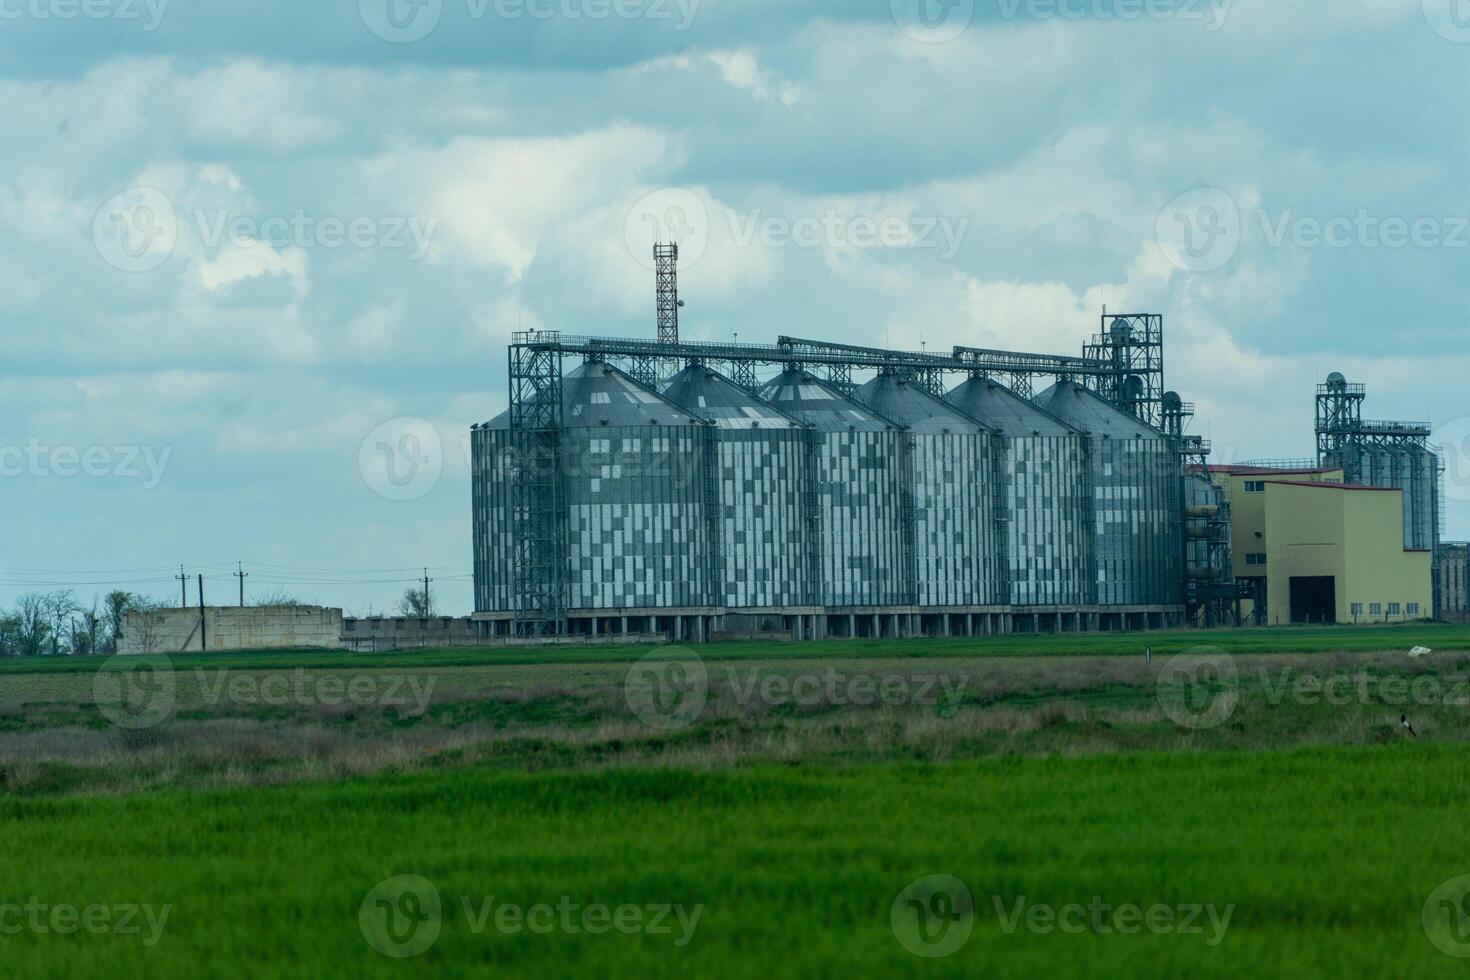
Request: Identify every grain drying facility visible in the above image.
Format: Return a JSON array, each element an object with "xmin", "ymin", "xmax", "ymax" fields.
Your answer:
[{"xmin": 469, "ymin": 240, "xmax": 1243, "ymax": 639}]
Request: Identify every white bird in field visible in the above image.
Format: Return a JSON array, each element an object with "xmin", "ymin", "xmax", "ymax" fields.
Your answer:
[
  {"xmin": 1410, "ymin": 647, "xmax": 1432, "ymax": 658},
  {"xmin": 1402, "ymin": 715, "xmax": 1418, "ymax": 738}
]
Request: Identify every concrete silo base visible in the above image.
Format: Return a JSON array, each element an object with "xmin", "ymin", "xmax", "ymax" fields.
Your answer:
[{"xmin": 471, "ymin": 605, "xmax": 1185, "ymax": 645}]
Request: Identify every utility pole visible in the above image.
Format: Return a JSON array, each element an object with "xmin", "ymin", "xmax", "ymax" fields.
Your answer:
[
  {"xmin": 197, "ymin": 574, "xmax": 207, "ymax": 653},
  {"xmin": 422, "ymin": 568, "xmax": 433, "ymax": 617},
  {"xmin": 234, "ymin": 562, "xmax": 248, "ymax": 607},
  {"xmin": 176, "ymin": 565, "xmax": 189, "ymax": 609}
]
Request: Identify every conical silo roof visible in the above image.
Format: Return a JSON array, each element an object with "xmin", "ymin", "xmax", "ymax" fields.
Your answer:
[
  {"xmin": 478, "ymin": 409, "xmax": 510, "ymax": 431},
  {"xmin": 945, "ymin": 376, "xmax": 1077, "ymax": 437},
  {"xmin": 562, "ymin": 361, "xmax": 703, "ymax": 428},
  {"xmin": 1033, "ymin": 379, "xmax": 1162, "ymax": 438},
  {"xmin": 758, "ymin": 368, "xmax": 896, "ymax": 432},
  {"xmin": 475, "ymin": 363, "xmax": 702, "ymax": 431},
  {"xmin": 662, "ymin": 364, "xmax": 806, "ymax": 430},
  {"xmin": 856, "ymin": 374, "xmax": 989, "ymax": 434}
]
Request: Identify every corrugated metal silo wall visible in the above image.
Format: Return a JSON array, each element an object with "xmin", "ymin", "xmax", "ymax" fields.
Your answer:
[
  {"xmin": 714, "ymin": 428, "xmax": 814, "ymax": 608},
  {"xmin": 1089, "ymin": 436, "xmax": 1184, "ymax": 605},
  {"xmin": 1005, "ymin": 435, "xmax": 1092, "ymax": 606},
  {"xmin": 1354, "ymin": 446, "xmax": 1440, "ymax": 551},
  {"xmin": 563, "ymin": 426, "xmax": 711, "ymax": 610},
  {"xmin": 470, "ymin": 427, "xmax": 516, "ymax": 613},
  {"xmin": 817, "ymin": 429, "xmax": 910, "ymax": 607},
  {"xmin": 912, "ymin": 431, "xmax": 997, "ymax": 606}
]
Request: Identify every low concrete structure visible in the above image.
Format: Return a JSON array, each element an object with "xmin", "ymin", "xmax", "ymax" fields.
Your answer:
[
  {"xmin": 342, "ymin": 616, "xmax": 481, "ymax": 651},
  {"xmin": 474, "ymin": 604, "xmax": 1184, "ymax": 644},
  {"xmin": 120, "ymin": 606, "xmax": 343, "ymax": 654}
]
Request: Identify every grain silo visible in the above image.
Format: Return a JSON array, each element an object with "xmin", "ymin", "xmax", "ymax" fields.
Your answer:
[
  {"xmin": 1355, "ymin": 445, "xmax": 1441, "ymax": 552},
  {"xmin": 759, "ymin": 368, "xmax": 911, "ymax": 608},
  {"xmin": 470, "ymin": 416, "xmax": 516, "ymax": 615},
  {"xmin": 471, "ymin": 361, "xmax": 714, "ymax": 627},
  {"xmin": 1034, "ymin": 380, "xmax": 1183, "ymax": 606},
  {"xmin": 855, "ymin": 373, "xmax": 1001, "ymax": 607},
  {"xmin": 560, "ymin": 361, "xmax": 713, "ymax": 612},
  {"xmin": 662, "ymin": 363, "xmax": 816, "ymax": 610},
  {"xmin": 945, "ymin": 376, "xmax": 1092, "ymax": 606}
]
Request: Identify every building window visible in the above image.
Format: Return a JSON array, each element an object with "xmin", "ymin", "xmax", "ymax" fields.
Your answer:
[
  {"xmin": 1370, "ymin": 603, "xmax": 1382, "ymax": 616},
  {"xmin": 1350, "ymin": 603, "xmax": 1363, "ymax": 616},
  {"xmin": 1245, "ymin": 553, "xmax": 1267, "ymax": 566},
  {"xmin": 1388, "ymin": 603, "xmax": 1401, "ymax": 616},
  {"xmin": 1243, "ymin": 481, "xmax": 1266, "ymax": 493},
  {"xmin": 1407, "ymin": 603, "xmax": 1420, "ymax": 616}
]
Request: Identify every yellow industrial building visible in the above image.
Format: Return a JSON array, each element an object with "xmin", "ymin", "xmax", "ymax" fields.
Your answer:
[{"xmin": 1209, "ymin": 465, "xmax": 1433, "ymax": 625}]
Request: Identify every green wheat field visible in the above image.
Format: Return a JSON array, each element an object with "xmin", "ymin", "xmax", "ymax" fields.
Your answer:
[{"xmin": 6, "ymin": 623, "xmax": 1470, "ymax": 977}]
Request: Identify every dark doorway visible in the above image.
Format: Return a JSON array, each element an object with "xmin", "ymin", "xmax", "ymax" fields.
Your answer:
[{"xmin": 1290, "ymin": 576, "xmax": 1336, "ymax": 624}]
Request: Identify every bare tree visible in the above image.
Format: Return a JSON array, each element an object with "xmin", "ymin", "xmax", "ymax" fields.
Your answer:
[
  {"xmin": 0, "ymin": 614, "xmax": 20, "ymax": 657},
  {"xmin": 397, "ymin": 587, "xmax": 435, "ymax": 618},
  {"xmin": 70, "ymin": 598, "xmax": 103, "ymax": 656},
  {"xmin": 103, "ymin": 590, "xmax": 136, "ymax": 654},
  {"xmin": 12, "ymin": 594, "xmax": 51, "ymax": 657},
  {"xmin": 254, "ymin": 588, "xmax": 305, "ymax": 608},
  {"xmin": 43, "ymin": 590, "xmax": 80, "ymax": 656}
]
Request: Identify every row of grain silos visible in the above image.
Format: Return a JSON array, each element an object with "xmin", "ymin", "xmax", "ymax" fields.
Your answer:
[
  {"xmin": 1348, "ymin": 445, "xmax": 1441, "ymax": 552},
  {"xmin": 471, "ymin": 359, "xmax": 1184, "ymax": 633}
]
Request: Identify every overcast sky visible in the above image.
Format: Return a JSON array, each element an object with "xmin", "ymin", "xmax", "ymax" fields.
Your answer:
[{"xmin": 3, "ymin": 0, "xmax": 1468, "ymax": 613}]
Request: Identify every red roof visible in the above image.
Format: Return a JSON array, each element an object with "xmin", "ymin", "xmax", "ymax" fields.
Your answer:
[
  {"xmin": 1208, "ymin": 465, "xmax": 1339, "ymax": 476},
  {"xmin": 1265, "ymin": 480, "xmax": 1400, "ymax": 492}
]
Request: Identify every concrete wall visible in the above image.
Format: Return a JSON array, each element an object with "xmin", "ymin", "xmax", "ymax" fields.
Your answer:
[
  {"xmin": 120, "ymin": 606, "xmax": 343, "ymax": 654},
  {"xmin": 341, "ymin": 616, "xmax": 481, "ymax": 651}
]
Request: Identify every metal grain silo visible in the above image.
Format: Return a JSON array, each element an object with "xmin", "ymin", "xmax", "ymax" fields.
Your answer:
[
  {"xmin": 662, "ymin": 364, "xmax": 816, "ymax": 610},
  {"xmin": 1354, "ymin": 444, "xmax": 1441, "ymax": 551},
  {"xmin": 561, "ymin": 361, "xmax": 713, "ymax": 611},
  {"xmin": 855, "ymin": 373, "xmax": 1000, "ymax": 607},
  {"xmin": 470, "ymin": 414, "xmax": 516, "ymax": 614},
  {"xmin": 1033, "ymin": 380, "xmax": 1183, "ymax": 606},
  {"xmin": 759, "ymin": 368, "xmax": 910, "ymax": 608},
  {"xmin": 946, "ymin": 377, "xmax": 1091, "ymax": 606}
]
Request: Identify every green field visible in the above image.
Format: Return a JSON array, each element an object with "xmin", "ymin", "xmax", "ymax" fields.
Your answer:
[
  {"xmin": 6, "ymin": 748, "xmax": 1470, "ymax": 978},
  {"xmin": 6, "ymin": 625, "xmax": 1470, "ymax": 976},
  {"xmin": 2, "ymin": 621, "xmax": 1465, "ymax": 675}
]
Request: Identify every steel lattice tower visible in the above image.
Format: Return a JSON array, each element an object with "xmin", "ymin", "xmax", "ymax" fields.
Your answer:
[{"xmin": 655, "ymin": 243, "xmax": 680, "ymax": 346}]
